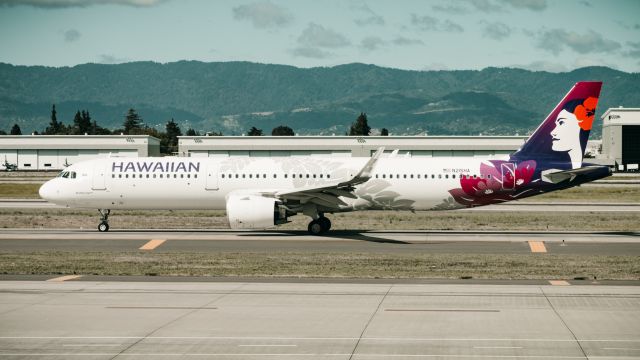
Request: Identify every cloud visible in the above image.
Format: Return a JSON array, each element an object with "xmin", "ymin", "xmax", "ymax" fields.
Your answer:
[
  {"xmin": 635, "ymin": 24, "xmax": 640, "ymax": 30},
  {"xmin": 516, "ymin": 60, "xmax": 568, "ymax": 72},
  {"xmin": 297, "ymin": 23, "xmax": 350, "ymax": 48},
  {"xmin": 360, "ymin": 36, "xmax": 385, "ymax": 51},
  {"xmin": 466, "ymin": 0, "xmax": 502, "ymax": 13},
  {"xmin": 353, "ymin": 4, "xmax": 384, "ymax": 26},
  {"xmin": 411, "ymin": 14, "xmax": 464, "ymax": 33},
  {"xmin": 290, "ymin": 47, "xmax": 331, "ymax": 59},
  {"xmin": 392, "ymin": 36, "xmax": 424, "ymax": 46},
  {"xmin": 482, "ymin": 21, "xmax": 512, "ymax": 40},
  {"xmin": 98, "ymin": 54, "xmax": 130, "ymax": 64},
  {"xmin": 432, "ymin": 3, "xmax": 469, "ymax": 14},
  {"xmin": 578, "ymin": 0, "xmax": 592, "ymax": 6},
  {"xmin": 232, "ymin": 2, "xmax": 292, "ymax": 29},
  {"xmin": 63, "ymin": 29, "xmax": 81, "ymax": 42},
  {"xmin": 438, "ymin": 0, "xmax": 546, "ymax": 13},
  {"xmin": 623, "ymin": 41, "xmax": 640, "ymax": 58},
  {"xmin": 422, "ymin": 62, "xmax": 450, "ymax": 71},
  {"xmin": 536, "ymin": 28, "xmax": 621, "ymax": 55},
  {"xmin": 0, "ymin": 0, "xmax": 166, "ymax": 7},
  {"xmin": 499, "ymin": 0, "xmax": 547, "ymax": 11}
]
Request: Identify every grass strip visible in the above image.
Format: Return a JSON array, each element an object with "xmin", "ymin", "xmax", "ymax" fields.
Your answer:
[
  {"xmin": 0, "ymin": 252, "xmax": 637, "ymax": 280},
  {"xmin": 1, "ymin": 209, "xmax": 637, "ymax": 232},
  {"xmin": 0, "ymin": 184, "xmax": 42, "ymax": 199}
]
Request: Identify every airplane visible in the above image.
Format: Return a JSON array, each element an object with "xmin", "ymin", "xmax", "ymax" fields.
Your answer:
[{"xmin": 39, "ymin": 81, "xmax": 610, "ymax": 234}]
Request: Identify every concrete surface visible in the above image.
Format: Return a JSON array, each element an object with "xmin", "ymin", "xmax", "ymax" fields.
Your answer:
[{"xmin": 0, "ymin": 281, "xmax": 638, "ymax": 359}]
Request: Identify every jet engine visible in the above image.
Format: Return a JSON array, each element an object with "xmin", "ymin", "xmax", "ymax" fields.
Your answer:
[{"xmin": 226, "ymin": 194, "xmax": 289, "ymax": 229}]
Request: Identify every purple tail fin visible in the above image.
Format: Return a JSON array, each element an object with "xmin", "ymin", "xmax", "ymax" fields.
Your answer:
[{"xmin": 512, "ymin": 82, "xmax": 602, "ymax": 167}]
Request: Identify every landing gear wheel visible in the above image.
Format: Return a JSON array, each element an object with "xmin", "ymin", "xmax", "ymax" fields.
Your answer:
[
  {"xmin": 98, "ymin": 209, "xmax": 111, "ymax": 232},
  {"xmin": 98, "ymin": 222, "xmax": 109, "ymax": 232},
  {"xmin": 318, "ymin": 217, "xmax": 331, "ymax": 232},
  {"xmin": 308, "ymin": 220, "xmax": 323, "ymax": 235}
]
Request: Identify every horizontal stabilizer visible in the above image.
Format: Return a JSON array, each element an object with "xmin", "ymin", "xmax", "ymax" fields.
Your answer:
[{"xmin": 541, "ymin": 165, "xmax": 607, "ymax": 183}]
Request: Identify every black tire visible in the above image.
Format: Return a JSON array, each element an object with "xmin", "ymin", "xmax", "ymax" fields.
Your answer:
[
  {"xmin": 318, "ymin": 217, "xmax": 331, "ymax": 232},
  {"xmin": 307, "ymin": 220, "xmax": 323, "ymax": 235},
  {"xmin": 98, "ymin": 222, "xmax": 109, "ymax": 232}
]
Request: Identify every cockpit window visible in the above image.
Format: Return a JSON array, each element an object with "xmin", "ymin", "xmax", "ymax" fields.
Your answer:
[{"xmin": 57, "ymin": 171, "xmax": 76, "ymax": 179}]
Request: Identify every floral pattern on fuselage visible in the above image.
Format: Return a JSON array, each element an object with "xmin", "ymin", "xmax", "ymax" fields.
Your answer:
[{"xmin": 448, "ymin": 160, "xmax": 537, "ymax": 207}]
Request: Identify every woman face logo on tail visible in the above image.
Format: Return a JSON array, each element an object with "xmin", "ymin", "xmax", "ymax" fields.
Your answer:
[{"xmin": 549, "ymin": 97, "xmax": 598, "ymax": 168}]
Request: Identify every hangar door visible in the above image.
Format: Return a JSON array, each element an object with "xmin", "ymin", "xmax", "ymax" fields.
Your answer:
[{"xmin": 622, "ymin": 126, "xmax": 640, "ymax": 165}]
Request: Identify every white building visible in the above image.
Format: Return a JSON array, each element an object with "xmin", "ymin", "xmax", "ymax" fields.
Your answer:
[
  {"xmin": 600, "ymin": 107, "xmax": 640, "ymax": 171},
  {"xmin": 0, "ymin": 135, "xmax": 160, "ymax": 171},
  {"xmin": 178, "ymin": 135, "xmax": 528, "ymax": 158}
]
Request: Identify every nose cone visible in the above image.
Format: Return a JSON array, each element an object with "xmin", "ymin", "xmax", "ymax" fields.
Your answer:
[{"xmin": 38, "ymin": 181, "xmax": 55, "ymax": 201}]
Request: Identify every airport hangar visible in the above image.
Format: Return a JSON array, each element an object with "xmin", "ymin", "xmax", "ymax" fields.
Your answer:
[
  {"xmin": 0, "ymin": 135, "xmax": 160, "ymax": 171},
  {"xmin": 0, "ymin": 107, "xmax": 637, "ymax": 170}
]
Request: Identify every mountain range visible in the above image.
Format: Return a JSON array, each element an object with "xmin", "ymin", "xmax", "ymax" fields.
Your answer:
[{"xmin": 0, "ymin": 61, "xmax": 638, "ymax": 137}]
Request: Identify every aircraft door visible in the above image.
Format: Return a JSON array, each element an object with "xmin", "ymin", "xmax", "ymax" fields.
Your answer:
[
  {"xmin": 501, "ymin": 163, "xmax": 515, "ymax": 190},
  {"xmin": 91, "ymin": 161, "xmax": 107, "ymax": 190},
  {"xmin": 205, "ymin": 162, "xmax": 219, "ymax": 190}
]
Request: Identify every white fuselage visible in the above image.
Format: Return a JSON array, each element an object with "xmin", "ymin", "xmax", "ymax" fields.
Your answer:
[{"xmin": 39, "ymin": 155, "xmax": 507, "ymax": 212}]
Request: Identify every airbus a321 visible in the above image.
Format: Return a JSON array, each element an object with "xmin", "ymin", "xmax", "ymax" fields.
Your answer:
[{"xmin": 39, "ymin": 82, "xmax": 610, "ymax": 234}]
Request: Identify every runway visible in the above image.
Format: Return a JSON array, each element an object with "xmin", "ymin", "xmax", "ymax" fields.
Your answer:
[
  {"xmin": 1, "ymin": 229, "xmax": 639, "ymax": 255},
  {"xmin": 1, "ymin": 199, "xmax": 640, "ymax": 212},
  {"xmin": 0, "ymin": 281, "xmax": 638, "ymax": 359}
]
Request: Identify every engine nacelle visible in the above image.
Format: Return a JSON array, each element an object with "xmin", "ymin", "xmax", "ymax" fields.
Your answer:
[{"xmin": 226, "ymin": 194, "xmax": 288, "ymax": 229}]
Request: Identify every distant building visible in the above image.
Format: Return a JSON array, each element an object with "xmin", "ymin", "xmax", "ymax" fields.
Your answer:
[
  {"xmin": 600, "ymin": 107, "xmax": 640, "ymax": 171},
  {"xmin": 0, "ymin": 135, "xmax": 160, "ymax": 171},
  {"xmin": 178, "ymin": 135, "xmax": 528, "ymax": 158}
]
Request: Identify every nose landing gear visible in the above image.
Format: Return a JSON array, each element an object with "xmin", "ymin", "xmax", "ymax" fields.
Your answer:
[
  {"xmin": 98, "ymin": 209, "xmax": 110, "ymax": 232},
  {"xmin": 308, "ymin": 215, "xmax": 331, "ymax": 235}
]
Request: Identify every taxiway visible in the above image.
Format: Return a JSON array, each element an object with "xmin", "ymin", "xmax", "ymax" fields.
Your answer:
[{"xmin": 0, "ymin": 281, "xmax": 638, "ymax": 359}]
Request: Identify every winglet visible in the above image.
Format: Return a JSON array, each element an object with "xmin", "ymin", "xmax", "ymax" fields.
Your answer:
[{"xmin": 339, "ymin": 146, "xmax": 384, "ymax": 187}]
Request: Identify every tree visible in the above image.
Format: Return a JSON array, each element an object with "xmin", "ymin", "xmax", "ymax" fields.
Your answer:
[
  {"xmin": 72, "ymin": 110, "xmax": 92, "ymax": 134},
  {"xmin": 271, "ymin": 125, "xmax": 294, "ymax": 136},
  {"xmin": 247, "ymin": 126, "xmax": 263, "ymax": 136},
  {"xmin": 349, "ymin": 112, "xmax": 371, "ymax": 136},
  {"xmin": 45, "ymin": 104, "xmax": 63, "ymax": 135},
  {"xmin": 380, "ymin": 128, "xmax": 389, "ymax": 136},
  {"xmin": 10, "ymin": 124, "xmax": 21, "ymax": 135},
  {"xmin": 123, "ymin": 108, "xmax": 142, "ymax": 134},
  {"xmin": 185, "ymin": 128, "xmax": 199, "ymax": 136},
  {"xmin": 162, "ymin": 118, "xmax": 182, "ymax": 154}
]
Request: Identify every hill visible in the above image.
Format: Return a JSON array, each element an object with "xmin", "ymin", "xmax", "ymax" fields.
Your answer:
[{"xmin": 0, "ymin": 61, "xmax": 637, "ymax": 136}]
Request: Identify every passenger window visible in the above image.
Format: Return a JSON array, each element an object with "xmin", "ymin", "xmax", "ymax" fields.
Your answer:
[
  {"xmin": 284, "ymin": 174, "xmax": 288, "ymax": 178},
  {"xmin": 327, "ymin": 174, "xmax": 330, "ymax": 178},
  {"xmin": 382, "ymin": 174, "xmax": 386, "ymax": 179},
  {"xmin": 112, "ymin": 174, "xmax": 115, "ymax": 178},
  {"xmin": 153, "ymin": 174, "xmax": 156, "ymax": 178},
  {"xmin": 473, "ymin": 175, "xmax": 477, "ymax": 179},
  {"xmin": 452, "ymin": 174, "xmax": 456, "ymax": 179},
  {"xmin": 403, "ymin": 174, "xmax": 407, "ymax": 179},
  {"xmin": 306, "ymin": 174, "xmax": 309, "ymax": 178},
  {"xmin": 249, "ymin": 174, "xmax": 252, "ymax": 178},
  {"xmin": 125, "ymin": 174, "xmax": 129, "ymax": 178},
  {"xmin": 313, "ymin": 174, "xmax": 316, "ymax": 178},
  {"xmin": 180, "ymin": 174, "xmax": 184, "ymax": 178},
  {"xmin": 410, "ymin": 174, "xmax": 414, "ymax": 179},
  {"xmin": 445, "ymin": 174, "xmax": 449, "ymax": 179},
  {"xmin": 235, "ymin": 174, "xmax": 239, "ymax": 178},
  {"xmin": 438, "ymin": 174, "xmax": 442, "ymax": 179},
  {"xmin": 242, "ymin": 174, "xmax": 245, "ymax": 178},
  {"xmin": 488, "ymin": 174, "xmax": 492, "ymax": 179},
  {"xmin": 320, "ymin": 174, "xmax": 323, "ymax": 178},
  {"xmin": 160, "ymin": 174, "xmax": 163, "ymax": 178},
  {"xmin": 273, "ymin": 174, "xmax": 277, "ymax": 178},
  {"xmin": 194, "ymin": 174, "xmax": 198, "ymax": 178},
  {"xmin": 118, "ymin": 174, "xmax": 122, "ymax": 178},
  {"xmin": 222, "ymin": 174, "xmax": 225, "ymax": 178}
]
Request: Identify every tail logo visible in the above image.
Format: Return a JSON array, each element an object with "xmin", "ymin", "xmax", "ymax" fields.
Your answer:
[{"xmin": 550, "ymin": 96, "xmax": 599, "ymax": 167}]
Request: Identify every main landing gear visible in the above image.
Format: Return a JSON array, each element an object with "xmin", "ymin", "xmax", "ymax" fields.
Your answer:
[
  {"xmin": 98, "ymin": 209, "xmax": 110, "ymax": 232},
  {"xmin": 308, "ymin": 215, "xmax": 331, "ymax": 235}
]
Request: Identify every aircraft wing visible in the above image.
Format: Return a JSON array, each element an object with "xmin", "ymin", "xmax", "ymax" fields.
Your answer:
[
  {"xmin": 269, "ymin": 147, "xmax": 384, "ymax": 209},
  {"xmin": 541, "ymin": 165, "xmax": 608, "ymax": 183}
]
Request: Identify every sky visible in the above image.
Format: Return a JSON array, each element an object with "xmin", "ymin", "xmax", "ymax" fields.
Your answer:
[{"xmin": 0, "ymin": 0, "xmax": 639, "ymax": 73}]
